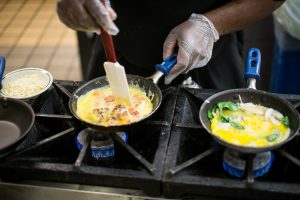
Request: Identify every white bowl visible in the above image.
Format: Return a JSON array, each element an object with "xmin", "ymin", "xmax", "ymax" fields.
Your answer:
[{"xmin": 0, "ymin": 68, "xmax": 53, "ymax": 100}]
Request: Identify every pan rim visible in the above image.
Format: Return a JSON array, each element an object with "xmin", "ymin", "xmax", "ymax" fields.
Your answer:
[
  {"xmin": 199, "ymin": 88, "xmax": 300, "ymax": 153},
  {"xmin": 68, "ymin": 75, "xmax": 162, "ymax": 129},
  {"xmin": 0, "ymin": 97, "xmax": 35, "ymax": 151}
]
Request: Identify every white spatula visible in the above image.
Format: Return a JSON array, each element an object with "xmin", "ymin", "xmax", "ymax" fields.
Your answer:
[
  {"xmin": 99, "ymin": 0, "xmax": 132, "ymax": 104},
  {"xmin": 104, "ymin": 61, "xmax": 132, "ymax": 104}
]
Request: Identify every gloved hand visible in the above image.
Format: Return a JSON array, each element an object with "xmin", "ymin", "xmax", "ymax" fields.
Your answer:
[
  {"xmin": 56, "ymin": 0, "xmax": 119, "ymax": 35},
  {"xmin": 163, "ymin": 14, "xmax": 219, "ymax": 84}
]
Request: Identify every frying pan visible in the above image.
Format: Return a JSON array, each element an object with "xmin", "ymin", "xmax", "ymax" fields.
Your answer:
[
  {"xmin": 69, "ymin": 55, "xmax": 177, "ymax": 132},
  {"xmin": 199, "ymin": 48, "xmax": 300, "ymax": 154},
  {"xmin": 0, "ymin": 56, "xmax": 35, "ymax": 153},
  {"xmin": 69, "ymin": 0, "xmax": 175, "ymax": 132}
]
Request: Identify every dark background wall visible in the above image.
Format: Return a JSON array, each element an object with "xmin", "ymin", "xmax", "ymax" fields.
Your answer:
[{"xmin": 243, "ymin": 16, "xmax": 275, "ymax": 91}]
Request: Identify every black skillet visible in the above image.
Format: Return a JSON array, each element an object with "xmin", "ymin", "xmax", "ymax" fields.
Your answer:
[
  {"xmin": 0, "ymin": 56, "xmax": 35, "ymax": 154},
  {"xmin": 68, "ymin": 8, "xmax": 177, "ymax": 132},
  {"xmin": 68, "ymin": 54, "xmax": 177, "ymax": 132},
  {"xmin": 199, "ymin": 48, "xmax": 300, "ymax": 154}
]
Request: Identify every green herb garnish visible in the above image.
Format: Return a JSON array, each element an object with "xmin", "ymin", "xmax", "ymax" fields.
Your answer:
[
  {"xmin": 208, "ymin": 101, "xmax": 244, "ymax": 129},
  {"xmin": 207, "ymin": 105, "xmax": 218, "ymax": 121},
  {"xmin": 281, "ymin": 116, "xmax": 289, "ymax": 127},
  {"xmin": 217, "ymin": 101, "xmax": 239, "ymax": 112},
  {"xmin": 208, "ymin": 109, "xmax": 214, "ymax": 121}
]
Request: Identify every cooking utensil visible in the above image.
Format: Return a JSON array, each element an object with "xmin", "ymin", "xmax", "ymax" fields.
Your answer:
[
  {"xmin": 199, "ymin": 48, "xmax": 300, "ymax": 154},
  {"xmin": 0, "ymin": 97, "xmax": 35, "ymax": 154},
  {"xmin": 0, "ymin": 56, "xmax": 35, "ymax": 154},
  {"xmin": 99, "ymin": 0, "xmax": 131, "ymax": 103},
  {"xmin": 69, "ymin": 54, "xmax": 177, "ymax": 132},
  {"xmin": 104, "ymin": 62, "xmax": 132, "ymax": 103}
]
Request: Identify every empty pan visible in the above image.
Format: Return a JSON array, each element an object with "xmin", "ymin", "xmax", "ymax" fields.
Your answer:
[
  {"xmin": 0, "ymin": 56, "xmax": 34, "ymax": 153},
  {"xmin": 0, "ymin": 97, "xmax": 35, "ymax": 153},
  {"xmin": 199, "ymin": 48, "xmax": 300, "ymax": 154}
]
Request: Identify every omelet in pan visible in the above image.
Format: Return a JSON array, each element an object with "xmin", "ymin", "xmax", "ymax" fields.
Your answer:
[
  {"xmin": 76, "ymin": 86, "xmax": 153, "ymax": 126},
  {"xmin": 208, "ymin": 101, "xmax": 290, "ymax": 147}
]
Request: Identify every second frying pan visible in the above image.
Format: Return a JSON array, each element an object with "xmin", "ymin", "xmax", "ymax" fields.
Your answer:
[{"xmin": 199, "ymin": 48, "xmax": 300, "ymax": 154}]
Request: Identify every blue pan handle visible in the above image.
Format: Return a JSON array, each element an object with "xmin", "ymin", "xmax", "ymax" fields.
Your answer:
[
  {"xmin": 155, "ymin": 54, "xmax": 177, "ymax": 75},
  {"xmin": 0, "ymin": 56, "xmax": 6, "ymax": 90},
  {"xmin": 244, "ymin": 48, "xmax": 261, "ymax": 80}
]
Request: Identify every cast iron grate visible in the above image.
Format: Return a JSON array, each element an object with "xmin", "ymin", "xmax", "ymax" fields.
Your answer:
[
  {"xmin": 163, "ymin": 87, "xmax": 300, "ymax": 200},
  {"xmin": 0, "ymin": 80, "xmax": 178, "ymax": 196}
]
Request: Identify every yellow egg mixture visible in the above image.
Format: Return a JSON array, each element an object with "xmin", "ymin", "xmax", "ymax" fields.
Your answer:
[
  {"xmin": 210, "ymin": 102, "xmax": 290, "ymax": 147},
  {"xmin": 76, "ymin": 86, "xmax": 153, "ymax": 126}
]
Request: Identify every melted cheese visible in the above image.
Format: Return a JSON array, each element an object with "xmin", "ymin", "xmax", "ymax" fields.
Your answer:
[
  {"xmin": 211, "ymin": 106, "xmax": 290, "ymax": 147},
  {"xmin": 76, "ymin": 86, "xmax": 153, "ymax": 126}
]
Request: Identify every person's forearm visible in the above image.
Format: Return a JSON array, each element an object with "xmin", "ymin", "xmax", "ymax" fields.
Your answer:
[{"xmin": 204, "ymin": 0, "xmax": 284, "ymax": 35}]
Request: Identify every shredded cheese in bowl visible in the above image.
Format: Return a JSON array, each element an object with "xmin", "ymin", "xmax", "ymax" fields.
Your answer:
[
  {"xmin": 0, "ymin": 68, "xmax": 53, "ymax": 99},
  {"xmin": 2, "ymin": 74, "xmax": 47, "ymax": 97}
]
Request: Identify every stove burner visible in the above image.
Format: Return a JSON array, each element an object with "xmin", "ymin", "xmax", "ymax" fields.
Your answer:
[
  {"xmin": 222, "ymin": 149, "xmax": 274, "ymax": 178},
  {"xmin": 76, "ymin": 129, "xmax": 128, "ymax": 165}
]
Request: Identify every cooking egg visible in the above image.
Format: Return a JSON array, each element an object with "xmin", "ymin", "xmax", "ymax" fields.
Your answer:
[
  {"xmin": 76, "ymin": 86, "xmax": 153, "ymax": 127},
  {"xmin": 210, "ymin": 103, "xmax": 290, "ymax": 147}
]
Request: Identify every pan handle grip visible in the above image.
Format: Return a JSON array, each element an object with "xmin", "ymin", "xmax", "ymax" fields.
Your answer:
[
  {"xmin": 99, "ymin": 0, "xmax": 117, "ymax": 62},
  {"xmin": 0, "ymin": 56, "xmax": 6, "ymax": 90},
  {"xmin": 155, "ymin": 54, "xmax": 177, "ymax": 75},
  {"xmin": 244, "ymin": 48, "xmax": 261, "ymax": 80}
]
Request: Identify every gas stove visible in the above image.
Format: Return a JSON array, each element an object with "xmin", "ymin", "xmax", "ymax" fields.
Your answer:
[{"xmin": 0, "ymin": 81, "xmax": 300, "ymax": 200}]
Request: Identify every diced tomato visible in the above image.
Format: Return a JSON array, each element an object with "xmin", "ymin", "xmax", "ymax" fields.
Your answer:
[
  {"xmin": 129, "ymin": 108, "xmax": 139, "ymax": 115},
  {"xmin": 104, "ymin": 95, "xmax": 115, "ymax": 102},
  {"xmin": 92, "ymin": 91, "xmax": 102, "ymax": 97}
]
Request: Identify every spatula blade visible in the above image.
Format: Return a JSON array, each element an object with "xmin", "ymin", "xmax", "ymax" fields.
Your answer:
[{"xmin": 104, "ymin": 61, "xmax": 132, "ymax": 104}]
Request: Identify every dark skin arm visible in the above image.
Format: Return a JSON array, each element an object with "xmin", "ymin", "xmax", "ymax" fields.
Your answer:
[
  {"xmin": 163, "ymin": 0, "xmax": 284, "ymax": 84},
  {"xmin": 204, "ymin": 0, "xmax": 284, "ymax": 35}
]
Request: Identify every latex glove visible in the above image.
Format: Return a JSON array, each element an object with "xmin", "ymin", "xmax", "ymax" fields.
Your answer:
[
  {"xmin": 163, "ymin": 14, "xmax": 219, "ymax": 84},
  {"xmin": 57, "ymin": 0, "xmax": 119, "ymax": 35}
]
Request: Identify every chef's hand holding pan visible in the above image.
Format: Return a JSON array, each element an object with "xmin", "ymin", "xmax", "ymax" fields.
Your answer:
[
  {"xmin": 56, "ymin": 0, "xmax": 119, "ymax": 35},
  {"xmin": 163, "ymin": 14, "xmax": 219, "ymax": 84}
]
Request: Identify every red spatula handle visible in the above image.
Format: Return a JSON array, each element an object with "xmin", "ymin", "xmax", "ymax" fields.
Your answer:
[{"xmin": 99, "ymin": 0, "xmax": 117, "ymax": 62}]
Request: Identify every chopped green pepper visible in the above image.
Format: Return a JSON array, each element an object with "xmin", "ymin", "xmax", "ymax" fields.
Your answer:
[
  {"xmin": 229, "ymin": 121, "xmax": 244, "ymax": 130},
  {"xmin": 266, "ymin": 131, "xmax": 280, "ymax": 142},
  {"xmin": 220, "ymin": 115, "xmax": 230, "ymax": 123},
  {"xmin": 220, "ymin": 113, "xmax": 244, "ymax": 129}
]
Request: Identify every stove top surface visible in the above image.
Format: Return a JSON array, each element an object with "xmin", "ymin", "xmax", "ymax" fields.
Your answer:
[{"xmin": 1, "ymin": 80, "xmax": 300, "ymax": 199}]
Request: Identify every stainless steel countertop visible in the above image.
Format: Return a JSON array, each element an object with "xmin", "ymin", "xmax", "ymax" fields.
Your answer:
[{"xmin": 0, "ymin": 181, "xmax": 172, "ymax": 200}]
